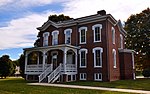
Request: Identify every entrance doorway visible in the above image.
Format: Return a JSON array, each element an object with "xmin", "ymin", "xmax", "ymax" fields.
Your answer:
[{"xmin": 52, "ymin": 53, "xmax": 58, "ymax": 70}]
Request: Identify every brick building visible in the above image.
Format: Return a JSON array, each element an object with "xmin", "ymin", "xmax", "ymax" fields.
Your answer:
[{"xmin": 24, "ymin": 10, "xmax": 135, "ymax": 83}]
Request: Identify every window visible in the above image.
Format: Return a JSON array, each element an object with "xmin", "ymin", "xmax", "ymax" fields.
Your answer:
[
  {"xmin": 80, "ymin": 73, "xmax": 86, "ymax": 80},
  {"xmin": 79, "ymin": 27, "xmax": 87, "ymax": 44},
  {"xmin": 64, "ymin": 29, "xmax": 72, "ymax": 44},
  {"xmin": 120, "ymin": 34, "xmax": 123, "ymax": 49},
  {"xmin": 43, "ymin": 32, "xmax": 49, "ymax": 46},
  {"xmin": 92, "ymin": 24, "xmax": 102, "ymax": 42},
  {"xmin": 112, "ymin": 49, "xmax": 116, "ymax": 68},
  {"xmin": 79, "ymin": 49, "xmax": 88, "ymax": 68},
  {"xmin": 112, "ymin": 27, "xmax": 115, "ymax": 44},
  {"xmin": 94, "ymin": 73, "xmax": 102, "ymax": 81},
  {"xmin": 93, "ymin": 47, "xmax": 103, "ymax": 68},
  {"xmin": 52, "ymin": 30, "xmax": 59, "ymax": 45}
]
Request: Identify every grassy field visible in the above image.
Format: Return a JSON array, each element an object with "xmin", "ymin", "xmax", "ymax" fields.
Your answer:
[
  {"xmin": 0, "ymin": 77, "xmax": 131, "ymax": 94},
  {"xmin": 66, "ymin": 78, "xmax": 150, "ymax": 91}
]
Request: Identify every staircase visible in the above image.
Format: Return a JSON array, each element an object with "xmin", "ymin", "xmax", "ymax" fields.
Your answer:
[
  {"xmin": 38, "ymin": 64, "xmax": 53, "ymax": 83},
  {"xmin": 47, "ymin": 63, "xmax": 62, "ymax": 83}
]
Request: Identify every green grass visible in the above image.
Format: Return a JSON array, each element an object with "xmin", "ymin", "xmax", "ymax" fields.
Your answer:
[
  {"xmin": 66, "ymin": 78, "xmax": 150, "ymax": 91},
  {"xmin": 0, "ymin": 77, "xmax": 131, "ymax": 94}
]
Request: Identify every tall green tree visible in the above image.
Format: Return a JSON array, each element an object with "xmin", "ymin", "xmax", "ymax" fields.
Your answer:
[
  {"xmin": 0, "ymin": 55, "xmax": 15, "ymax": 78},
  {"xmin": 124, "ymin": 8, "xmax": 150, "ymax": 70},
  {"xmin": 18, "ymin": 54, "xmax": 25, "ymax": 78}
]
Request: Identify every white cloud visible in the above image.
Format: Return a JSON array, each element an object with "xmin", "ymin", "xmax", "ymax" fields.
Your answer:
[
  {"xmin": 0, "ymin": 11, "xmax": 57, "ymax": 50},
  {"xmin": 62, "ymin": 0, "xmax": 150, "ymax": 21},
  {"xmin": 0, "ymin": 0, "xmax": 14, "ymax": 6}
]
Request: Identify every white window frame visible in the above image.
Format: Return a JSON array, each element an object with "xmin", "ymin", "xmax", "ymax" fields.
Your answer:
[
  {"xmin": 79, "ymin": 48, "xmax": 88, "ymax": 68},
  {"xmin": 112, "ymin": 27, "xmax": 115, "ymax": 44},
  {"xmin": 79, "ymin": 27, "xmax": 87, "ymax": 44},
  {"xmin": 112, "ymin": 49, "xmax": 116, "ymax": 68},
  {"xmin": 120, "ymin": 34, "xmax": 123, "ymax": 49},
  {"xmin": 94, "ymin": 73, "xmax": 102, "ymax": 81},
  {"xmin": 92, "ymin": 24, "xmax": 102, "ymax": 42},
  {"xmin": 64, "ymin": 29, "xmax": 72, "ymax": 44},
  {"xmin": 80, "ymin": 73, "xmax": 86, "ymax": 80},
  {"xmin": 43, "ymin": 32, "xmax": 49, "ymax": 46},
  {"xmin": 52, "ymin": 30, "xmax": 59, "ymax": 45},
  {"xmin": 93, "ymin": 47, "xmax": 103, "ymax": 68}
]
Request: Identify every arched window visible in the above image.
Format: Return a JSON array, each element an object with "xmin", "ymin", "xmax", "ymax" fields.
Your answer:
[
  {"xmin": 52, "ymin": 30, "xmax": 59, "ymax": 45},
  {"xmin": 112, "ymin": 27, "xmax": 115, "ymax": 44},
  {"xmin": 92, "ymin": 24, "xmax": 102, "ymax": 42},
  {"xmin": 43, "ymin": 32, "xmax": 49, "ymax": 46},
  {"xmin": 64, "ymin": 29, "xmax": 72, "ymax": 44},
  {"xmin": 79, "ymin": 48, "xmax": 88, "ymax": 68},
  {"xmin": 93, "ymin": 47, "xmax": 103, "ymax": 67},
  {"xmin": 79, "ymin": 27, "xmax": 87, "ymax": 44},
  {"xmin": 120, "ymin": 34, "xmax": 123, "ymax": 49}
]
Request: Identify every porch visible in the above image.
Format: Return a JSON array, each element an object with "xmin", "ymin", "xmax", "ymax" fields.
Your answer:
[{"xmin": 24, "ymin": 44, "xmax": 79, "ymax": 83}]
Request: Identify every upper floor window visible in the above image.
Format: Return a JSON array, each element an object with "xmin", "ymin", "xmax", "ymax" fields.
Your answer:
[
  {"xmin": 120, "ymin": 34, "xmax": 123, "ymax": 49},
  {"xmin": 64, "ymin": 29, "xmax": 72, "ymax": 44},
  {"xmin": 92, "ymin": 24, "xmax": 102, "ymax": 42},
  {"xmin": 52, "ymin": 30, "xmax": 59, "ymax": 45},
  {"xmin": 79, "ymin": 27, "xmax": 87, "ymax": 44},
  {"xmin": 112, "ymin": 27, "xmax": 115, "ymax": 44},
  {"xmin": 112, "ymin": 49, "xmax": 116, "ymax": 68},
  {"xmin": 43, "ymin": 32, "xmax": 49, "ymax": 46},
  {"xmin": 79, "ymin": 48, "xmax": 88, "ymax": 68},
  {"xmin": 93, "ymin": 47, "xmax": 103, "ymax": 68}
]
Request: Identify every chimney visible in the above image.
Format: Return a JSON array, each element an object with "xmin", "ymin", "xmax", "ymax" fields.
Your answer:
[{"xmin": 97, "ymin": 10, "xmax": 106, "ymax": 15}]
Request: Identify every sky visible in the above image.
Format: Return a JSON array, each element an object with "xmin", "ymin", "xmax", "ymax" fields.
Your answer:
[{"xmin": 0, "ymin": 0, "xmax": 150, "ymax": 60}]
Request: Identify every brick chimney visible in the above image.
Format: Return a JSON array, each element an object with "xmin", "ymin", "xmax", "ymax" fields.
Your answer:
[{"xmin": 97, "ymin": 10, "xmax": 106, "ymax": 15}]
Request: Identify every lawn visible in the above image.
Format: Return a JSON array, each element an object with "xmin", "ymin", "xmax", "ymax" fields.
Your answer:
[
  {"xmin": 0, "ymin": 77, "xmax": 130, "ymax": 94},
  {"xmin": 66, "ymin": 78, "xmax": 150, "ymax": 91}
]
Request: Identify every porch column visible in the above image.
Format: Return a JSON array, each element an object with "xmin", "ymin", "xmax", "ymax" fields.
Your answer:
[
  {"xmin": 75, "ymin": 51, "xmax": 78, "ymax": 71},
  {"xmin": 24, "ymin": 52, "xmax": 28, "ymax": 74},
  {"xmin": 37, "ymin": 53, "xmax": 39, "ymax": 65},
  {"xmin": 63, "ymin": 49, "xmax": 67, "ymax": 73},
  {"xmin": 42, "ymin": 51, "xmax": 46, "ymax": 71}
]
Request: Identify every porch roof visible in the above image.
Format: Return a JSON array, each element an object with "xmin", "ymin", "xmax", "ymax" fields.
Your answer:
[{"xmin": 23, "ymin": 44, "xmax": 80, "ymax": 52}]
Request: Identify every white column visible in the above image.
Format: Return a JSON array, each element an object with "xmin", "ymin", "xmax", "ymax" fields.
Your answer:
[
  {"xmin": 42, "ymin": 51, "xmax": 46, "ymax": 71},
  {"xmin": 37, "ymin": 53, "xmax": 39, "ymax": 65},
  {"xmin": 63, "ymin": 49, "xmax": 67, "ymax": 73},
  {"xmin": 75, "ymin": 50, "xmax": 78, "ymax": 71},
  {"xmin": 25, "ymin": 52, "xmax": 28, "ymax": 74}
]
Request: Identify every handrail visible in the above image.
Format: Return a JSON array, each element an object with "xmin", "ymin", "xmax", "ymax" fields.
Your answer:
[
  {"xmin": 48, "ymin": 63, "xmax": 61, "ymax": 83},
  {"xmin": 39, "ymin": 64, "xmax": 52, "ymax": 83}
]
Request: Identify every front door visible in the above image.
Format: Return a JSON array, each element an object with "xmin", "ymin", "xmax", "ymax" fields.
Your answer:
[
  {"xmin": 52, "ymin": 54, "xmax": 57, "ymax": 70},
  {"xmin": 67, "ymin": 54, "xmax": 73, "ymax": 64}
]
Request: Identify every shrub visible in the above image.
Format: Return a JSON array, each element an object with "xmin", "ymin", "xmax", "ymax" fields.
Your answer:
[{"xmin": 142, "ymin": 68, "xmax": 150, "ymax": 77}]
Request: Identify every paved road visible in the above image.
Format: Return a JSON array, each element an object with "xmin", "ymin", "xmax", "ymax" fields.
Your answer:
[{"xmin": 28, "ymin": 83, "xmax": 150, "ymax": 94}]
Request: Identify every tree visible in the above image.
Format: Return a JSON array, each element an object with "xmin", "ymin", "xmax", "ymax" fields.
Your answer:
[
  {"xmin": 0, "ymin": 55, "xmax": 15, "ymax": 78},
  {"xmin": 18, "ymin": 54, "xmax": 25, "ymax": 78},
  {"xmin": 124, "ymin": 8, "xmax": 150, "ymax": 70}
]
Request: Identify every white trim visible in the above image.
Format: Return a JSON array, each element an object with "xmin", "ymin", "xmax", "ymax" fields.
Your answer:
[
  {"xmin": 79, "ymin": 48, "xmax": 88, "ymax": 68},
  {"xmin": 132, "ymin": 52, "xmax": 135, "ymax": 69},
  {"xmin": 43, "ymin": 32, "xmax": 50, "ymax": 46},
  {"xmin": 120, "ymin": 34, "xmax": 123, "ymax": 49},
  {"xmin": 94, "ymin": 73, "xmax": 102, "ymax": 81},
  {"xmin": 80, "ymin": 73, "xmax": 86, "ymax": 80},
  {"xmin": 64, "ymin": 29, "xmax": 72, "ymax": 44},
  {"xmin": 92, "ymin": 24, "xmax": 102, "ymax": 43},
  {"xmin": 93, "ymin": 47, "xmax": 103, "ymax": 68},
  {"xmin": 112, "ymin": 49, "xmax": 116, "ymax": 68},
  {"xmin": 79, "ymin": 27, "xmax": 87, "ymax": 44},
  {"xmin": 112, "ymin": 27, "xmax": 115, "ymax": 44},
  {"xmin": 51, "ymin": 30, "xmax": 59, "ymax": 45}
]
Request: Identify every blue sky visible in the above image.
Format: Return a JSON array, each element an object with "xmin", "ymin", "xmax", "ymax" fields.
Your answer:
[{"xmin": 0, "ymin": 0, "xmax": 149, "ymax": 60}]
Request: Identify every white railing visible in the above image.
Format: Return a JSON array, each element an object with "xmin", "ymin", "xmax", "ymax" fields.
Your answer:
[
  {"xmin": 26, "ymin": 64, "xmax": 42, "ymax": 72},
  {"xmin": 61, "ymin": 64, "xmax": 76, "ymax": 72},
  {"xmin": 48, "ymin": 63, "xmax": 62, "ymax": 83},
  {"xmin": 39, "ymin": 64, "xmax": 53, "ymax": 83}
]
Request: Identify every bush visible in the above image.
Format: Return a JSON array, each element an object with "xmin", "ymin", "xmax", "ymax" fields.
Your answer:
[{"xmin": 142, "ymin": 68, "xmax": 150, "ymax": 77}]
